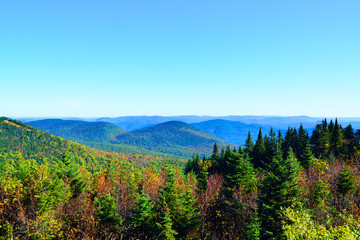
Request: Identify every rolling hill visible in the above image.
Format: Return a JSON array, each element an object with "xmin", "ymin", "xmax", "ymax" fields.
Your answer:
[
  {"xmin": 0, "ymin": 117, "xmax": 184, "ymax": 168},
  {"xmin": 27, "ymin": 119, "xmax": 126, "ymax": 143},
  {"xmin": 191, "ymin": 119, "xmax": 279, "ymax": 145},
  {"xmin": 116, "ymin": 121, "xmax": 230, "ymax": 157},
  {"xmin": 26, "ymin": 119, "xmax": 182, "ymax": 159}
]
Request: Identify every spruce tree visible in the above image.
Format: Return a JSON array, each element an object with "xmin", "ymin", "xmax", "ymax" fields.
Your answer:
[
  {"xmin": 265, "ymin": 127, "xmax": 277, "ymax": 162},
  {"xmin": 330, "ymin": 118, "xmax": 343, "ymax": 156},
  {"xmin": 343, "ymin": 124, "xmax": 355, "ymax": 140},
  {"xmin": 211, "ymin": 143, "xmax": 219, "ymax": 160},
  {"xmin": 252, "ymin": 128, "xmax": 266, "ymax": 169},
  {"xmin": 224, "ymin": 152, "xmax": 257, "ymax": 196},
  {"xmin": 258, "ymin": 148, "xmax": 302, "ymax": 239},
  {"xmin": 300, "ymin": 142, "xmax": 313, "ymax": 169},
  {"xmin": 298, "ymin": 124, "xmax": 309, "ymax": 159},
  {"xmin": 328, "ymin": 119, "xmax": 335, "ymax": 136},
  {"xmin": 197, "ymin": 165, "xmax": 208, "ymax": 192},
  {"xmin": 157, "ymin": 201, "xmax": 177, "ymax": 240},
  {"xmin": 157, "ymin": 166, "xmax": 199, "ymax": 239},
  {"xmin": 311, "ymin": 123, "xmax": 330, "ymax": 158},
  {"xmin": 95, "ymin": 194, "xmax": 122, "ymax": 236},
  {"xmin": 245, "ymin": 131, "xmax": 255, "ymax": 154},
  {"xmin": 336, "ymin": 168, "xmax": 355, "ymax": 196},
  {"xmin": 132, "ymin": 189, "xmax": 155, "ymax": 238}
]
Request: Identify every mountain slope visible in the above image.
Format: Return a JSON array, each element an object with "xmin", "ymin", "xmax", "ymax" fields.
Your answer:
[
  {"xmin": 0, "ymin": 117, "xmax": 184, "ymax": 168},
  {"xmin": 192, "ymin": 119, "xmax": 277, "ymax": 145},
  {"xmin": 28, "ymin": 119, "xmax": 126, "ymax": 143},
  {"xmin": 116, "ymin": 121, "xmax": 230, "ymax": 157}
]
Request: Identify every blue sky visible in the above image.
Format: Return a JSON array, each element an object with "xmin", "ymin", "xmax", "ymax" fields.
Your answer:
[{"xmin": 1, "ymin": 0, "xmax": 359, "ymax": 117}]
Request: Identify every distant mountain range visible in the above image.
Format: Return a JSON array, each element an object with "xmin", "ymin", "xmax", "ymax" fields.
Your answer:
[
  {"xmin": 27, "ymin": 119, "xmax": 229, "ymax": 158},
  {"xmin": 94, "ymin": 115, "xmax": 325, "ymax": 131},
  {"xmin": 20, "ymin": 116, "xmax": 360, "ymax": 156},
  {"xmin": 191, "ymin": 119, "xmax": 280, "ymax": 145},
  {"xmin": 115, "ymin": 121, "xmax": 229, "ymax": 157}
]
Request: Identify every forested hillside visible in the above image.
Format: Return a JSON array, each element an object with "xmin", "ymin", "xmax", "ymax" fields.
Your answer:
[
  {"xmin": 0, "ymin": 117, "xmax": 183, "ymax": 169},
  {"xmin": 26, "ymin": 119, "xmax": 228, "ymax": 158},
  {"xmin": 26, "ymin": 119, "xmax": 182, "ymax": 159},
  {"xmin": 28, "ymin": 119, "xmax": 126, "ymax": 143},
  {"xmin": 1, "ymin": 117, "xmax": 360, "ymax": 239},
  {"xmin": 115, "ymin": 121, "xmax": 229, "ymax": 157}
]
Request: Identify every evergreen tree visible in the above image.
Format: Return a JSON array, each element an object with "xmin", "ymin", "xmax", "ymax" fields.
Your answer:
[
  {"xmin": 157, "ymin": 166, "xmax": 199, "ymax": 239},
  {"xmin": 265, "ymin": 127, "xmax": 277, "ymax": 162},
  {"xmin": 328, "ymin": 119, "xmax": 335, "ymax": 136},
  {"xmin": 258, "ymin": 148, "xmax": 302, "ymax": 239},
  {"xmin": 298, "ymin": 124, "xmax": 309, "ymax": 159},
  {"xmin": 224, "ymin": 151, "xmax": 257, "ymax": 196},
  {"xmin": 343, "ymin": 124, "xmax": 355, "ymax": 140},
  {"xmin": 277, "ymin": 130, "xmax": 284, "ymax": 150},
  {"xmin": 95, "ymin": 193, "xmax": 122, "ymax": 235},
  {"xmin": 132, "ymin": 189, "xmax": 155, "ymax": 238},
  {"xmin": 157, "ymin": 201, "xmax": 177, "ymax": 240},
  {"xmin": 343, "ymin": 124, "xmax": 355, "ymax": 157},
  {"xmin": 310, "ymin": 123, "xmax": 330, "ymax": 158},
  {"xmin": 245, "ymin": 131, "xmax": 255, "ymax": 154},
  {"xmin": 184, "ymin": 153, "xmax": 201, "ymax": 175},
  {"xmin": 252, "ymin": 128, "xmax": 266, "ymax": 169},
  {"xmin": 336, "ymin": 168, "xmax": 355, "ymax": 196},
  {"xmin": 246, "ymin": 208, "xmax": 261, "ymax": 240},
  {"xmin": 238, "ymin": 146, "xmax": 245, "ymax": 154},
  {"xmin": 57, "ymin": 152, "xmax": 86, "ymax": 197},
  {"xmin": 300, "ymin": 142, "xmax": 313, "ymax": 169},
  {"xmin": 330, "ymin": 118, "xmax": 343, "ymax": 156},
  {"xmin": 211, "ymin": 143, "xmax": 219, "ymax": 160},
  {"xmin": 282, "ymin": 127, "xmax": 299, "ymax": 159},
  {"xmin": 197, "ymin": 165, "xmax": 208, "ymax": 192}
]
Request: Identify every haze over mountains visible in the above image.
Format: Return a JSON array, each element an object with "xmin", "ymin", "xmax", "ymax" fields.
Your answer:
[
  {"xmin": 27, "ymin": 119, "xmax": 229, "ymax": 158},
  {"xmin": 24, "ymin": 115, "xmax": 360, "ymax": 158}
]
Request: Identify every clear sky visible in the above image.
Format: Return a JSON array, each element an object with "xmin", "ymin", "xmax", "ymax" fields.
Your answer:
[{"xmin": 1, "ymin": 0, "xmax": 359, "ymax": 117}]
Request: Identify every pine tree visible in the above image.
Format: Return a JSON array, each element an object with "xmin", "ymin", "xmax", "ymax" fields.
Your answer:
[
  {"xmin": 258, "ymin": 148, "xmax": 302, "ymax": 239},
  {"xmin": 336, "ymin": 168, "xmax": 355, "ymax": 196},
  {"xmin": 95, "ymin": 193, "xmax": 122, "ymax": 235},
  {"xmin": 310, "ymin": 123, "xmax": 330, "ymax": 158},
  {"xmin": 252, "ymin": 128, "xmax": 266, "ymax": 169},
  {"xmin": 330, "ymin": 118, "xmax": 343, "ymax": 156},
  {"xmin": 157, "ymin": 201, "xmax": 177, "ymax": 240},
  {"xmin": 157, "ymin": 166, "xmax": 199, "ymax": 239},
  {"xmin": 343, "ymin": 124, "xmax": 355, "ymax": 140},
  {"xmin": 343, "ymin": 124, "xmax": 355, "ymax": 157},
  {"xmin": 211, "ymin": 143, "xmax": 219, "ymax": 160},
  {"xmin": 197, "ymin": 165, "xmax": 208, "ymax": 192},
  {"xmin": 57, "ymin": 152, "xmax": 86, "ymax": 197},
  {"xmin": 300, "ymin": 142, "xmax": 313, "ymax": 169},
  {"xmin": 224, "ymin": 152, "xmax": 257, "ymax": 196},
  {"xmin": 245, "ymin": 131, "xmax": 255, "ymax": 154},
  {"xmin": 265, "ymin": 127, "xmax": 277, "ymax": 162},
  {"xmin": 277, "ymin": 130, "xmax": 284, "ymax": 149},
  {"xmin": 298, "ymin": 124, "xmax": 309, "ymax": 159},
  {"xmin": 328, "ymin": 119, "xmax": 335, "ymax": 136},
  {"xmin": 282, "ymin": 127, "xmax": 299, "ymax": 159},
  {"xmin": 132, "ymin": 189, "xmax": 155, "ymax": 238}
]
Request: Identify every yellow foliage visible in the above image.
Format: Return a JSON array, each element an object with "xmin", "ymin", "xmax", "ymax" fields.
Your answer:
[
  {"xmin": 310, "ymin": 158, "xmax": 328, "ymax": 174},
  {"xmin": 283, "ymin": 207, "xmax": 360, "ymax": 239}
]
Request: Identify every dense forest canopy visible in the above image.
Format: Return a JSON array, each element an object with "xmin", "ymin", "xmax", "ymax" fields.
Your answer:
[{"xmin": 1, "ymin": 117, "xmax": 360, "ymax": 239}]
